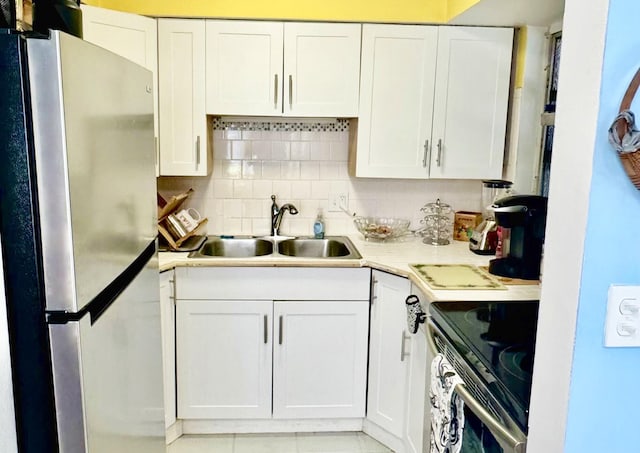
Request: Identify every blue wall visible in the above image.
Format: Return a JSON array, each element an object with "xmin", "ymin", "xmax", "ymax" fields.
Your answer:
[{"xmin": 564, "ymin": 1, "xmax": 640, "ymax": 451}]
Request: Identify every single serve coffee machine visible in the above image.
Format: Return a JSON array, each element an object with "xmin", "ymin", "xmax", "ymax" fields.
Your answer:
[{"xmin": 488, "ymin": 195, "xmax": 548, "ymax": 280}]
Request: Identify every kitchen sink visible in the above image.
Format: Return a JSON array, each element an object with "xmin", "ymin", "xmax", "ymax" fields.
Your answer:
[
  {"xmin": 277, "ymin": 237, "xmax": 361, "ymax": 259},
  {"xmin": 189, "ymin": 237, "xmax": 273, "ymax": 258},
  {"xmin": 188, "ymin": 236, "xmax": 361, "ymax": 259}
]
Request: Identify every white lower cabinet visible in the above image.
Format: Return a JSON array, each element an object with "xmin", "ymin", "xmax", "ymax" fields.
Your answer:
[
  {"xmin": 365, "ymin": 271, "xmax": 430, "ymax": 453},
  {"xmin": 177, "ymin": 300, "xmax": 273, "ymax": 419},
  {"xmin": 404, "ymin": 285, "xmax": 429, "ymax": 453},
  {"xmin": 174, "ymin": 267, "xmax": 370, "ymax": 423},
  {"xmin": 367, "ymin": 271, "xmax": 412, "ymax": 438},
  {"xmin": 273, "ymin": 301, "xmax": 369, "ymax": 419},
  {"xmin": 159, "ymin": 270, "xmax": 177, "ymax": 432}
]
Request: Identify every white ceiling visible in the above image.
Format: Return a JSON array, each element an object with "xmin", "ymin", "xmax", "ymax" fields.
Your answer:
[{"xmin": 449, "ymin": 0, "xmax": 565, "ymax": 27}]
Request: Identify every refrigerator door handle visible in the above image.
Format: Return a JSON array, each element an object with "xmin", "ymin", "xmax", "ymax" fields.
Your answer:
[{"xmin": 47, "ymin": 239, "xmax": 157, "ymax": 325}]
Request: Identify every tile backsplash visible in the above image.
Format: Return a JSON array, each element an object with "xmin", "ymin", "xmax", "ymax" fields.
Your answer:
[{"xmin": 157, "ymin": 118, "xmax": 483, "ymax": 237}]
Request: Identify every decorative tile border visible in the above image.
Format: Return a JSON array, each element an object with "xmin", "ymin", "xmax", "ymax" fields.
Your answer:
[{"xmin": 212, "ymin": 116, "xmax": 349, "ymax": 132}]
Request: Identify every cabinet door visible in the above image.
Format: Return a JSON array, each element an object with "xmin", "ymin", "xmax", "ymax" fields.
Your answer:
[
  {"xmin": 429, "ymin": 26, "xmax": 513, "ymax": 179},
  {"xmin": 355, "ymin": 24, "xmax": 438, "ymax": 178},
  {"xmin": 205, "ymin": 20, "xmax": 283, "ymax": 116},
  {"xmin": 176, "ymin": 300, "xmax": 272, "ymax": 419},
  {"xmin": 81, "ymin": 5, "xmax": 159, "ymax": 175},
  {"xmin": 283, "ymin": 22, "xmax": 361, "ymax": 117},
  {"xmin": 272, "ymin": 300, "xmax": 369, "ymax": 419},
  {"xmin": 159, "ymin": 270, "xmax": 176, "ymax": 429},
  {"xmin": 158, "ymin": 19, "xmax": 208, "ymax": 176},
  {"xmin": 404, "ymin": 325, "xmax": 428, "ymax": 453},
  {"xmin": 367, "ymin": 270, "xmax": 411, "ymax": 437}
]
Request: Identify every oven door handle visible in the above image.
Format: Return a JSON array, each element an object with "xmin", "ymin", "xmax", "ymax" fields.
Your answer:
[
  {"xmin": 453, "ymin": 383, "xmax": 526, "ymax": 453},
  {"xmin": 426, "ymin": 320, "xmax": 527, "ymax": 453}
]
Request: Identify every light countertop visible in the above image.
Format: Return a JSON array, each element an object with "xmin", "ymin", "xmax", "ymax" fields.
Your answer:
[{"xmin": 159, "ymin": 235, "xmax": 540, "ymax": 302}]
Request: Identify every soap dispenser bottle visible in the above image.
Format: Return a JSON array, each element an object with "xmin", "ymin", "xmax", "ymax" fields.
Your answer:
[{"xmin": 313, "ymin": 209, "xmax": 325, "ymax": 239}]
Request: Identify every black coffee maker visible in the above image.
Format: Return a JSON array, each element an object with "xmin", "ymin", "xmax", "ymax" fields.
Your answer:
[{"xmin": 488, "ymin": 195, "xmax": 548, "ymax": 280}]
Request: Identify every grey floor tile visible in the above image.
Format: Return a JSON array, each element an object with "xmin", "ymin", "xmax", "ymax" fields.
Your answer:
[
  {"xmin": 233, "ymin": 433, "xmax": 298, "ymax": 453},
  {"xmin": 167, "ymin": 431, "xmax": 390, "ymax": 453},
  {"xmin": 167, "ymin": 434, "xmax": 234, "ymax": 453},
  {"xmin": 296, "ymin": 432, "xmax": 362, "ymax": 453},
  {"xmin": 356, "ymin": 432, "xmax": 394, "ymax": 453}
]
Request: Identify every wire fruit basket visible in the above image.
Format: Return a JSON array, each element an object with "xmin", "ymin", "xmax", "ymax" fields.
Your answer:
[{"xmin": 417, "ymin": 199, "xmax": 454, "ymax": 246}]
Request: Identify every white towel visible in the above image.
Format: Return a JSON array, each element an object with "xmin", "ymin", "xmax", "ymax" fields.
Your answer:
[{"xmin": 430, "ymin": 353, "xmax": 465, "ymax": 453}]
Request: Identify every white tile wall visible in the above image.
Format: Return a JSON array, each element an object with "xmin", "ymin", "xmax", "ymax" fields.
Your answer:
[{"xmin": 158, "ymin": 120, "xmax": 483, "ymax": 237}]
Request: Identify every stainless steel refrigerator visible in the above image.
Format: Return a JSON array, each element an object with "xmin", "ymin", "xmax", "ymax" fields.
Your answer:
[{"xmin": 0, "ymin": 30, "xmax": 165, "ymax": 452}]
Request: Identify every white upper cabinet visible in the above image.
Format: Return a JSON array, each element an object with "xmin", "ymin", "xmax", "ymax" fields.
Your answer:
[
  {"xmin": 354, "ymin": 24, "xmax": 513, "ymax": 180},
  {"xmin": 81, "ymin": 5, "xmax": 159, "ymax": 175},
  {"xmin": 429, "ymin": 26, "xmax": 514, "ymax": 179},
  {"xmin": 205, "ymin": 20, "xmax": 361, "ymax": 117},
  {"xmin": 205, "ymin": 20, "xmax": 283, "ymax": 116},
  {"xmin": 355, "ymin": 24, "xmax": 438, "ymax": 179},
  {"xmin": 283, "ymin": 22, "xmax": 361, "ymax": 117},
  {"xmin": 157, "ymin": 19, "xmax": 210, "ymax": 176}
]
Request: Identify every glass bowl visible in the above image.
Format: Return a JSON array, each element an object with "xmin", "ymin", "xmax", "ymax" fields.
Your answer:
[{"xmin": 354, "ymin": 217, "xmax": 411, "ymax": 241}]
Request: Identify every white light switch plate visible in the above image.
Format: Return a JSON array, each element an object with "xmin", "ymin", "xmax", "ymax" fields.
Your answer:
[{"xmin": 605, "ymin": 285, "xmax": 640, "ymax": 347}]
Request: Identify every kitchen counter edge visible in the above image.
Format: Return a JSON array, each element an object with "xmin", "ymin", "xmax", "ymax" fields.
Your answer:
[{"xmin": 158, "ymin": 236, "xmax": 540, "ymax": 302}]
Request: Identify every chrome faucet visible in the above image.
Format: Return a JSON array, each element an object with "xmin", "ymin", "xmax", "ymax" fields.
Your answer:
[{"xmin": 271, "ymin": 194, "xmax": 299, "ymax": 236}]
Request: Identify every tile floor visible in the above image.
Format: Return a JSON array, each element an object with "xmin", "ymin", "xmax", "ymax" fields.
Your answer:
[{"xmin": 167, "ymin": 432, "xmax": 394, "ymax": 453}]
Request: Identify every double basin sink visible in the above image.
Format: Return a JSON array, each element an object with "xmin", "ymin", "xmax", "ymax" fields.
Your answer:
[{"xmin": 188, "ymin": 236, "xmax": 361, "ymax": 260}]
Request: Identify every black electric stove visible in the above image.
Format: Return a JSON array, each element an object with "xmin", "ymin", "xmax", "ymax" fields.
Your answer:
[{"xmin": 429, "ymin": 300, "xmax": 539, "ymax": 433}]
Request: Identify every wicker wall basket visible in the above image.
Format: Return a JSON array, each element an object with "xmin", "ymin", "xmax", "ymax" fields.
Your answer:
[{"xmin": 609, "ymin": 68, "xmax": 640, "ymax": 189}]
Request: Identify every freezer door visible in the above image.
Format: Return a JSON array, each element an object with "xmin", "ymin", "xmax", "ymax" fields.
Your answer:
[
  {"xmin": 49, "ymin": 254, "xmax": 165, "ymax": 452},
  {"xmin": 27, "ymin": 31, "xmax": 157, "ymax": 313}
]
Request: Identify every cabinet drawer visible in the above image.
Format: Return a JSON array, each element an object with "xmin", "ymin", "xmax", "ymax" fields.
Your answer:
[{"xmin": 175, "ymin": 267, "xmax": 370, "ymax": 301}]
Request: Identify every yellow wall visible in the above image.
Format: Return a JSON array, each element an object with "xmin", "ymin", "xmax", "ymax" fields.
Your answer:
[
  {"xmin": 514, "ymin": 27, "xmax": 527, "ymax": 88},
  {"xmin": 82, "ymin": 0, "xmax": 449, "ymax": 23}
]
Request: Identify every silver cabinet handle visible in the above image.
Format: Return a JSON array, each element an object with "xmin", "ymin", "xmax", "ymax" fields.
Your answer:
[
  {"xmin": 264, "ymin": 315, "xmax": 268, "ymax": 344},
  {"xmin": 370, "ymin": 277, "xmax": 378, "ymax": 304},
  {"xmin": 400, "ymin": 330, "xmax": 410, "ymax": 362},
  {"xmin": 168, "ymin": 278, "xmax": 175, "ymax": 303},
  {"xmin": 288, "ymin": 74, "xmax": 293, "ymax": 110},
  {"xmin": 436, "ymin": 139, "xmax": 443, "ymax": 167},
  {"xmin": 278, "ymin": 315, "xmax": 283, "ymax": 345},
  {"xmin": 422, "ymin": 139, "xmax": 430, "ymax": 168},
  {"xmin": 196, "ymin": 135, "xmax": 201, "ymax": 168},
  {"xmin": 274, "ymin": 74, "xmax": 278, "ymax": 109},
  {"xmin": 154, "ymin": 136, "xmax": 159, "ymax": 172}
]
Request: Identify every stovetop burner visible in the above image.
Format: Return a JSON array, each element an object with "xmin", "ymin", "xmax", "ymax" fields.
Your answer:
[
  {"xmin": 430, "ymin": 300, "xmax": 539, "ymax": 432},
  {"xmin": 499, "ymin": 345, "xmax": 534, "ymax": 382}
]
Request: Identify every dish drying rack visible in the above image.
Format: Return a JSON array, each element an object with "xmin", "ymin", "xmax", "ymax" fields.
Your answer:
[
  {"xmin": 157, "ymin": 189, "xmax": 208, "ymax": 250},
  {"xmin": 417, "ymin": 199, "xmax": 454, "ymax": 246}
]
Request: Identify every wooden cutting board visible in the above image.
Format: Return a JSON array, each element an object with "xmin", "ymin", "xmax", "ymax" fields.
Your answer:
[{"xmin": 410, "ymin": 264, "xmax": 507, "ymax": 290}]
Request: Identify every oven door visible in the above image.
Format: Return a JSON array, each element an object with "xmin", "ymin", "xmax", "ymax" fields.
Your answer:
[{"xmin": 426, "ymin": 320, "xmax": 527, "ymax": 453}]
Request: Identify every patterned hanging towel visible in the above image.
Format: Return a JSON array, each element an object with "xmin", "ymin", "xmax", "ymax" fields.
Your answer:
[{"xmin": 430, "ymin": 353, "xmax": 465, "ymax": 453}]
